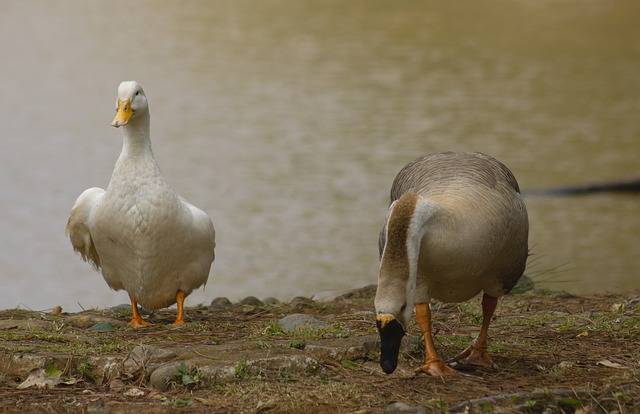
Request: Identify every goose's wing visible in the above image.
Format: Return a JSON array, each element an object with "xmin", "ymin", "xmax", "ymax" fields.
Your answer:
[{"xmin": 66, "ymin": 187, "xmax": 105, "ymax": 270}]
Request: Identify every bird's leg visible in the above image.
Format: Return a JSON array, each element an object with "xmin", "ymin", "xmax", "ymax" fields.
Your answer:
[
  {"xmin": 453, "ymin": 293, "xmax": 497, "ymax": 367},
  {"xmin": 172, "ymin": 290, "xmax": 186, "ymax": 326},
  {"xmin": 415, "ymin": 303, "xmax": 457, "ymax": 376},
  {"xmin": 128, "ymin": 296, "xmax": 152, "ymax": 328}
]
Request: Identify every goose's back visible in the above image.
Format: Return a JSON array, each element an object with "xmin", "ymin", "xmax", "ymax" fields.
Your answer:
[
  {"xmin": 390, "ymin": 152, "xmax": 520, "ymax": 201},
  {"xmin": 383, "ymin": 152, "xmax": 528, "ymax": 302}
]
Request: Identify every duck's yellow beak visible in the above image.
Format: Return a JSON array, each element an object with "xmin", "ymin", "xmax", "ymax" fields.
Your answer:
[{"xmin": 111, "ymin": 99, "xmax": 133, "ymax": 127}]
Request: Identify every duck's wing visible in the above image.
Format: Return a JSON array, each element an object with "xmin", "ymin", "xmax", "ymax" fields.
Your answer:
[
  {"xmin": 179, "ymin": 197, "xmax": 216, "ymax": 263},
  {"xmin": 66, "ymin": 187, "xmax": 105, "ymax": 270}
]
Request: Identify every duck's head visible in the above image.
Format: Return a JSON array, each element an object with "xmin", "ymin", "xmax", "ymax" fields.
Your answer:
[{"xmin": 112, "ymin": 81, "xmax": 148, "ymax": 128}]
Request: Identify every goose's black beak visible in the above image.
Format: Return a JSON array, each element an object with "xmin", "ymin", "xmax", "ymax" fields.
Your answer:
[{"xmin": 376, "ymin": 316, "xmax": 405, "ymax": 374}]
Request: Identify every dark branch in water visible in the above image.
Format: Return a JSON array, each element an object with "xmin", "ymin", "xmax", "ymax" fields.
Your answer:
[{"xmin": 524, "ymin": 177, "xmax": 640, "ymax": 197}]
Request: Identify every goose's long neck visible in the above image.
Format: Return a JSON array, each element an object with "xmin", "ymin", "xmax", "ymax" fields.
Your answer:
[
  {"xmin": 121, "ymin": 113, "xmax": 152, "ymax": 158},
  {"xmin": 375, "ymin": 192, "xmax": 437, "ymax": 322}
]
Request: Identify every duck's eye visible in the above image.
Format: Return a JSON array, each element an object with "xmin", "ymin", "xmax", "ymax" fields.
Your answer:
[
  {"xmin": 135, "ymin": 91, "xmax": 140, "ymax": 97},
  {"xmin": 400, "ymin": 303, "xmax": 407, "ymax": 313}
]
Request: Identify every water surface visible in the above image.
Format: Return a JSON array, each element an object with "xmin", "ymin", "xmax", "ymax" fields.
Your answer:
[{"xmin": 1, "ymin": 1, "xmax": 638, "ymax": 310}]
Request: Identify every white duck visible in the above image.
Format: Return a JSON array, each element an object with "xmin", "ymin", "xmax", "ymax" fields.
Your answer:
[{"xmin": 66, "ymin": 81, "xmax": 216, "ymax": 328}]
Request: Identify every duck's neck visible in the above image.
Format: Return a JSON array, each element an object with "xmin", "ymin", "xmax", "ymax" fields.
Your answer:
[
  {"xmin": 375, "ymin": 192, "xmax": 437, "ymax": 322},
  {"xmin": 121, "ymin": 113, "xmax": 152, "ymax": 158}
]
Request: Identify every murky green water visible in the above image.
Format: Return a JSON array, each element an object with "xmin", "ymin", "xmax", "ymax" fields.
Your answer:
[{"xmin": 1, "ymin": 1, "xmax": 638, "ymax": 310}]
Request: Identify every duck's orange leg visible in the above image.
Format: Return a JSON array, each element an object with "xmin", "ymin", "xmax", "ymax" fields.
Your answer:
[
  {"xmin": 454, "ymin": 293, "xmax": 497, "ymax": 367},
  {"xmin": 415, "ymin": 303, "xmax": 457, "ymax": 376},
  {"xmin": 172, "ymin": 290, "xmax": 186, "ymax": 326},
  {"xmin": 128, "ymin": 297, "xmax": 153, "ymax": 328}
]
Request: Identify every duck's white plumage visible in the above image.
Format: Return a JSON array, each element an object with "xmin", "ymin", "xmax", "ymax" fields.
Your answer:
[{"xmin": 66, "ymin": 81, "xmax": 215, "ymax": 311}]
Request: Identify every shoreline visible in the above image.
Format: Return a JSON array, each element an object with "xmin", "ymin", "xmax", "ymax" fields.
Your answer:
[{"xmin": 1, "ymin": 286, "xmax": 638, "ymax": 413}]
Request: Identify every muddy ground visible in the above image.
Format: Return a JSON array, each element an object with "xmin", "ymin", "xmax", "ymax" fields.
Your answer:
[{"xmin": 0, "ymin": 286, "xmax": 638, "ymax": 413}]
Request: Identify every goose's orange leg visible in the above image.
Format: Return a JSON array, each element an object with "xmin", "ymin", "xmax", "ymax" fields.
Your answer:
[
  {"xmin": 172, "ymin": 290, "xmax": 186, "ymax": 326},
  {"xmin": 415, "ymin": 303, "xmax": 457, "ymax": 376},
  {"xmin": 454, "ymin": 293, "xmax": 497, "ymax": 367},
  {"xmin": 129, "ymin": 297, "xmax": 152, "ymax": 328}
]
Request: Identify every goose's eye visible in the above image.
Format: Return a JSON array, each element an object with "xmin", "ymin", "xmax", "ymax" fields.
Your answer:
[
  {"xmin": 400, "ymin": 303, "xmax": 407, "ymax": 313},
  {"xmin": 135, "ymin": 91, "xmax": 140, "ymax": 97}
]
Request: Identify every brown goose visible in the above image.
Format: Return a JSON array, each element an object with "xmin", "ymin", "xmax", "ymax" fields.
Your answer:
[{"xmin": 374, "ymin": 152, "xmax": 528, "ymax": 376}]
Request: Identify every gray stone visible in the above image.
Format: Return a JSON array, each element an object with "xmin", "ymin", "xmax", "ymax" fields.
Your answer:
[
  {"xmin": 209, "ymin": 297, "xmax": 232, "ymax": 310},
  {"xmin": 88, "ymin": 356, "xmax": 121, "ymax": 385},
  {"xmin": 0, "ymin": 354, "xmax": 48, "ymax": 377},
  {"xmin": 123, "ymin": 345, "xmax": 177, "ymax": 377},
  {"xmin": 66, "ymin": 314, "xmax": 126, "ymax": 329},
  {"xmin": 107, "ymin": 304, "xmax": 151, "ymax": 316},
  {"xmin": 148, "ymin": 361, "xmax": 184, "ymax": 391},
  {"xmin": 384, "ymin": 402, "xmax": 426, "ymax": 414},
  {"xmin": 239, "ymin": 296, "xmax": 263, "ymax": 306},
  {"xmin": 263, "ymin": 297, "xmax": 280, "ymax": 305},
  {"xmin": 311, "ymin": 289, "xmax": 354, "ymax": 302},
  {"xmin": 88, "ymin": 322, "xmax": 114, "ymax": 332},
  {"xmin": 289, "ymin": 296, "xmax": 314, "ymax": 306},
  {"xmin": 0, "ymin": 319, "xmax": 51, "ymax": 330},
  {"xmin": 246, "ymin": 355, "xmax": 320, "ymax": 375},
  {"xmin": 277, "ymin": 314, "xmax": 326, "ymax": 333}
]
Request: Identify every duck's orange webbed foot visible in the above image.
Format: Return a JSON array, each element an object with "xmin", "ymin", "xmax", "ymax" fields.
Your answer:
[
  {"xmin": 128, "ymin": 298, "xmax": 153, "ymax": 329},
  {"xmin": 171, "ymin": 290, "xmax": 186, "ymax": 327},
  {"xmin": 128, "ymin": 316, "xmax": 153, "ymax": 329},
  {"xmin": 416, "ymin": 358, "xmax": 458, "ymax": 377}
]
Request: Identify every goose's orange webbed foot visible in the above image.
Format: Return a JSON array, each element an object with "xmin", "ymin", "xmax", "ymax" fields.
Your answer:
[
  {"xmin": 453, "ymin": 343, "xmax": 495, "ymax": 368},
  {"xmin": 416, "ymin": 358, "xmax": 458, "ymax": 377}
]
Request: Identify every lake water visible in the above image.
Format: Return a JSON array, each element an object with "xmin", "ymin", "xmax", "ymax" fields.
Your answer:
[{"xmin": 1, "ymin": 0, "xmax": 638, "ymax": 311}]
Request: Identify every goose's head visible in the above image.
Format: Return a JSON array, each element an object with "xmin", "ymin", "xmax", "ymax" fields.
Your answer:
[{"xmin": 111, "ymin": 81, "xmax": 149, "ymax": 128}]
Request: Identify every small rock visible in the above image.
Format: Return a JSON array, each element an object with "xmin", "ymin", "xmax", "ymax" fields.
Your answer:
[
  {"xmin": 108, "ymin": 304, "xmax": 151, "ymax": 315},
  {"xmin": 289, "ymin": 296, "xmax": 314, "ymax": 306},
  {"xmin": 277, "ymin": 314, "xmax": 326, "ymax": 333},
  {"xmin": 311, "ymin": 289, "xmax": 354, "ymax": 303},
  {"xmin": 256, "ymin": 398, "xmax": 277, "ymax": 413},
  {"xmin": 123, "ymin": 387, "xmax": 145, "ymax": 397},
  {"xmin": 209, "ymin": 297, "xmax": 232, "ymax": 310},
  {"xmin": 149, "ymin": 361, "xmax": 184, "ymax": 391},
  {"xmin": 50, "ymin": 305, "xmax": 63, "ymax": 316},
  {"xmin": 384, "ymin": 402, "xmax": 426, "ymax": 414},
  {"xmin": 88, "ymin": 322, "xmax": 114, "ymax": 332},
  {"xmin": 123, "ymin": 345, "xmax": 178, "ymax": 377},
  {"xmin": 67, "ymin": 314, "xmax": 125, "ymax": 329},
  {"xmin": 263, "ymin": 297, "xmax": 280, "ymax": 305},
  {"xmin": 0, "ymin": 319, "xmax": 51, "ymax": 330},
  {"xmin": 239, "ymin": 296, "xmax": 263, "ymax": 306},
  {"xmin": 626, "ymin": 296, "xmax": 640, "ymax": 308},
  {"xmin": 245, "ymin": 355, "xmax": 320, "ymax": 375},
  {"xmin": 345, "ymin": 285, "xmax": 377, "ymax": 299},
  {"xmin": 241, "ymin": 305, "xmax": 258, "ymax": 314},
  {"xmin": 17, "ymin": 368, "xmax": 62, "ymax": 389}
]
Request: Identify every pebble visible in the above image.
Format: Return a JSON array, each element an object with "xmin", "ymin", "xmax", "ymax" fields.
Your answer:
[
  {"xmin": 277, "ymin": 314, "xmax": 326, "ymax": 333},
  {"xmin": 239, "ymin": 296, "xmax": 263, "ymax": 306},
  {"xmin": 88, "ymin": 322, "xmax": 114, "ymax": 332},
  {"xmin": 209, "ymin": 297, "xmax": 232, "ymax": 310},
  {"xmin": 263, "ymin": 297, "xmax": 280, "ymax": 305},
  {"xmin": 384, "ymin": 402, "xmax": 426, "ymax": 414},
  {"xmin": 289, "ymin": 296, "xmax": 314, "ymax": 306}
]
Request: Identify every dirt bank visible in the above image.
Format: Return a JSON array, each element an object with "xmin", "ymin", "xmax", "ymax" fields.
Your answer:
[{"xmin": 0, "ymin": 287, "xmax": 638, "ymax": 413}]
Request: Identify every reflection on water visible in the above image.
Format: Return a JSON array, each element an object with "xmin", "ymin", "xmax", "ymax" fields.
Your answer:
[{"xmin": 0, "ymin": 1, "xmax": 638, "ymax": 310}]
